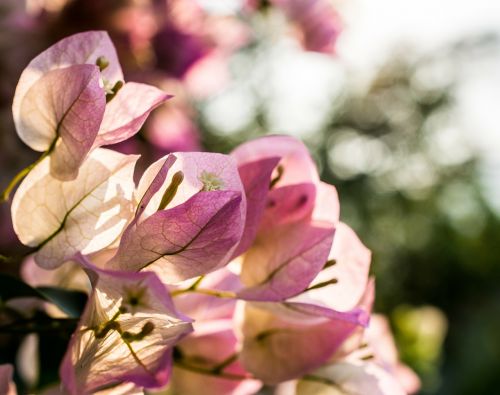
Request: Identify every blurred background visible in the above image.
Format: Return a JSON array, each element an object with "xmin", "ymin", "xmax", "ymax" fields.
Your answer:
[{"xmin": 1, "ymin": 1, "xmax": 500, "ymax": 394}]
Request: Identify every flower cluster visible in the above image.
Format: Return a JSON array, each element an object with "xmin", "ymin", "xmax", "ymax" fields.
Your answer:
[{"xmin": 1, "ymin": 32, "xmax": 419, "ymax": 395}]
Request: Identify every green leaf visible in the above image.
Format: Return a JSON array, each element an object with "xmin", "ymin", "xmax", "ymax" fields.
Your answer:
[{"xmin": 0, "ymin": 274, "xmax": 87, "ymax": 318}]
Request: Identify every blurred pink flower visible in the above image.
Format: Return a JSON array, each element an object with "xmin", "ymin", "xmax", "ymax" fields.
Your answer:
[{"xmin": 0, "ymin": 364, "xmax": 16, "ymax": 395}]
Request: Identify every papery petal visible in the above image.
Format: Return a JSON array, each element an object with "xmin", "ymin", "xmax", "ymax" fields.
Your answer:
[
  {"xmin": 288, "ymin": 222, "xmax": 371, "ymax": 312},
  {"xmin": 0, "ymin": 364, "xmax": 17, "ymax": 395},
  {"xmin": 259, "ymin": 183, "xmax": 317, "ymax": 229},
  {"xmin": 16, "ymin": 64, "xmax": 105, "ymax": 180},
  {"xmin": 136, "ymin": 152, "xmax": 245, "ymax": 219},
  {"xmin": 312, "ymin": 182, "xmax": 340, "ymax": 224},
  {"xmin": 13, "ymin": 31, "xmax": 122, "ymax": 132},
  {"xmin": 60, "ymin": 262, "xmax": 192, "ymax": 394},
  {"xmin": 95, "ymin": 83, "xmax": 172, "ymax": 147},
  {"xmin": 231, "ymin": 135, "xmax": 319, "ymax": 187},
  {"xmin": 238, "ymin": 302, "xmax": 359, "ymax": 384},
  {"xmin": 238, "ymin": 221, "xmax": 334, "ymax": 301},
  {"xmin": 12, "ymin": 148, "xmax": 138, "ymax": 269},
  {"xmin": 21, "ymin": 254, "xmax": 90, "ymax": 293},
  {"xmin": 365, "ymin": 315, "xmax": 421, "ymax": 394},
  {"xmin": 109, "ymin": 191, "xmax": 243, "ymax": 282},
  {"xmin": 166, "ymin": 320, "xmax": 261, "ymax": 395},
  {"xmin": 232, "ymin": 157, "xmax": 280, "ymax": 257},
  {"xmin": 295, "ymin": 361, "xmax": 407, "ymax": 395}
]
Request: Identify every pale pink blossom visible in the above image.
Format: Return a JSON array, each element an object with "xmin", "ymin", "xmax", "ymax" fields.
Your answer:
[
  {"xmin": 12, "ymin": 31, "xmax": 170, "ymax": 180},
  {"xmin": 108, "ymin": 152, "xmax": 246, "ymax": 283},
  {"xmin": 60, "ymin": 258, "xmax": 192, "ymax": 394}
]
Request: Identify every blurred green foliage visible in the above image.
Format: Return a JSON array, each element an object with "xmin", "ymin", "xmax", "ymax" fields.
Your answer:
[{"xmin": 201, "ymin": 34, "xmax": 500, "ymax": 395}]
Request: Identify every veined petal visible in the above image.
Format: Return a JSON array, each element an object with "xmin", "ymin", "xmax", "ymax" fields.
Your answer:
[
  {"xmin": 60, "ymin": 262, "xmax": 193, "ymax": 394},
  {"xmin": 16, "ymin": 64, "xmax": 105, "ymax": 180},
  {"xmin": 95, "ymin": 83, "xmax": 172, "ymax": 147},
  {"xmin": 237, "ymin": 302, "xmax": 360, "ymax": 384},
  {"xmin": 109, "ymin": 191, "xmax": 243, "ymax": 282},
  {"xmin": 12, "ymin": 148, "xmax": 138, "ymax": 269},
  {"xmin": 13, "ymin": 31, "xmax": 122, "ymax": 138},
  {"xmin": 238, "ymin": 220, "xmax": 334, "ymax": 301},
  {"xmin": 136, "ymin": 152, "xmax": 245, "ymax": 219},
  {"xmin": 109, "ymin": 152, "xmax": 246, "ymax": 282},
  {"xmin": 288, "ymin": 222, "xmax": 371, "ymax": 312}
]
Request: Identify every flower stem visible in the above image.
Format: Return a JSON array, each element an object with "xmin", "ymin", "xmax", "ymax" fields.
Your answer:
[
  {"xmin": 170, "ymin": 287, "xmax": 236, "ymax": 299},
  {"xmin": 0, "ymin": 142, "xmax": 55, "ymax": 203}
]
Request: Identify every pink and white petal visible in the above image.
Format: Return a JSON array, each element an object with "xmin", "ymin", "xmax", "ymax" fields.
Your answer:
[
  {"xmin": 238, "ymin": 221, "xmax": 334, "ymax": 301},
  {"xmin": 232, "ymin": 157, "xmax": 280, "ymax": 257},
  {"xmin": 312, "ymin": 182, "xmax": 340, "ymax": 224},
  {"xmin": 365, "ymin": 315, "xmax": 421, "ymax": 394},
  {"xmin": 13, "ymin": 31, "xmax": 122, "ymax": 132},
  {"xmin": 12, "ymin": 149, "xmax": 138, "ymax": 269},
  {"xmin": 95, "ymin": 83, "xmax": 172, "ymax": 147},
  {"xmin": 109, "ymin": 191, "xmax": 244, "ymax": 282},
  {"xmin": 238, "ymin": 303, "xmax": 359, "ymax": 384},
  {"xmin": 231, "ymin": 135, "xmax": 319, "ymax": 187},
  {"xmin": 289, "ymin": 222, "xmax": 371, "ymax": 312},
  {"xmin": 296, "ymin": 360, "xmax": 407, "ymax": 395},
  {"xmin": 17, "ymin": 64, "xmax": 105, "ymax": 180},
  {"xmin": 0, "ymin": 364, "xmax": 17, "ymax": 395},
  {"xmin": 60, "ymin": 265, "xmax": 192, "ymax": 394},
  {"xmin": 136, "ymin": 152, "xmax": 245, "ymax": 220},
  {"xmin": 21, "ymin": 255, "xmax": 90, "ymax": 293},
  {"xmin": 259, "ymin": 183, "xmax": 317, "ymax": 230}
]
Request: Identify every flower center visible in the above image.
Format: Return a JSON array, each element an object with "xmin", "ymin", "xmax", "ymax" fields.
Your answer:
[{"xmin": 199, "ymin": 171, "xmax": 225, "ymax": 191}]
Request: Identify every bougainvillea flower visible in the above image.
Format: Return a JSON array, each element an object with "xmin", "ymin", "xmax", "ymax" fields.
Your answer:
[
  {"xmin": 12, "ymin": 148, "xmax": 138, "ymax": 269},
  {"xmin": 235, "ymin": 223, "xmax": 373, "ymax": 384},
  {"xmin": 12, "ymin": 64, "xmax": 106, "ymax": 180},
  {"xmin": 271, "ymin": 0, "xmax": 342, "ymax": 54},
  {"xmin": 0, "ymin": 364, "xmax": 17, "ymax": 395},
  {"xmin": 230, "ymin": 135, "xmax": 338, "ymax": 301},
  {"xmin": 60, "ymin": 257, "xmax": 193, "ymax": 394},
  {"xmin": 108, "ymin": 152, "xmax": 246, "ymax": 282},
  {"xmin": 236, "ymin": 300, "xmax": 366, "ymax": 385},
  {"xmin": 12, "ymin": 31, "xmax": 170, "ymax": 180}
]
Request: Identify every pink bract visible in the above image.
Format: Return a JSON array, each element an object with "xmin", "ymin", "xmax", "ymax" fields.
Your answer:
[
  {"xmin": 12, "ymin": 31, "xmax": 170, "ymax": 180},
  {"xmin": 109, "ymin": 152, "xmax": 246, "ymax": 282},
  {"xmin": 60, "ymin": 257, "xmax": 192, "ymax": 394}
]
